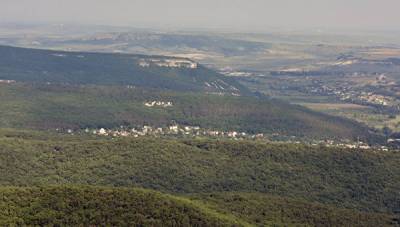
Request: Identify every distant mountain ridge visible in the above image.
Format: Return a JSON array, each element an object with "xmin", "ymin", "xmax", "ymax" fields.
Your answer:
[
  {"xmin": 42, "ymin": 31, "xmax": 270, "ymax": 56},
  {"xmin": 0, "ymin": 45, "xmax": 249, "ymax": 94}
]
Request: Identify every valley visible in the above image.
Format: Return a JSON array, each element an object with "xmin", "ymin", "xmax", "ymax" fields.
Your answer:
[
  {"xmin": 1, "ymin": 23, "xmax": 400, "ymax": 226},
  {"xmin": 3, "ymin": 25, "xmax": 400, "ymax": 138}
]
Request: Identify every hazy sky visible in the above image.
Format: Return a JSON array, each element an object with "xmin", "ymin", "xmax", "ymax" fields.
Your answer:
[{"xmin": 1, "ymin": 0, "xmax": 399, "ymax": 31}]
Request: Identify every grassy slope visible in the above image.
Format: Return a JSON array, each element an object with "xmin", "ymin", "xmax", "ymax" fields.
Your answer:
[
  {"xmin": 0, "ymin": 132, "xmax": 398, "ymax": 213},
  {"xmin": 0, "ymin": 83, "xmax": 382, "ymax": 141},
  {"xmin": 0, "ymin": 186, "xmax": 247, "ymax": 226}
]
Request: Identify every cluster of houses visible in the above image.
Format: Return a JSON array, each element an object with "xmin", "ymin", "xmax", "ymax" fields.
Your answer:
[
  {"xmin": 138, "ymin": 58, "xmax": 198, "ymax": 69},
  {"xmin": 357, "ymin": 92, "xmax": 391, "ymax": 106},
  {"xmin": 316, "ymin": 140, "xmax": 370, "ymax": 150},
  {"xmin": 80, "ymin": 124, "xmax": 264, "ymax": 140},
  {"xmin": 144, "ymin": 101, "xmax": 173, "ymax": 107},
  {"xmin": 305, "ymin": 140, "xmax": 390, "ymax": 151},
  {"xmin": 307, "ymin": 78, "xmax": 394, "ymax": 107},
  {"xmin": 61, "ymin": 125, "xmax": 393, "ymax": 151},
  {"xmin": 0, "ymin": 80, "xmax": 16, "ymax": 84}
]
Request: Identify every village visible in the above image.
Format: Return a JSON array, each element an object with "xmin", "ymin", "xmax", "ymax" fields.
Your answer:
[
  {"xmin": 302, "ymin": 72, "xmax": 400, "ymax": 112},
  {"xmin": 225, "ymin": 67, "xmax": 400, "ymax": 110},
  {"xmin": 62, "ymin": 123, "xmax": 390, "ymax": 151},
  {"xmin": 0, "ymin": 79, "xmax": 16, "ymax": 84},
  {"xmin": 307, "ymin": 78, "xmax": 395, "ymax": 108},
  {"xmin": 81, "ymin": 124, "xmax": 263, "ymax": 140}
]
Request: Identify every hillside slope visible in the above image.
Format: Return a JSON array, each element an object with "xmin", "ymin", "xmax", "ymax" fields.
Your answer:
[
  {"xmin": 0, "ymin": 186, "xmax": 246, "ymax": 226},
  {"xmin": 190, "ymin": 192, "xmax": 395, "ymax": 227},
  {"xmin": 0, "ymin": 185, "xmax": 393, "ymax": 227},
  {"xmin": 0, "ymin": 83, "xmax": 382, "ymax": 141},
  {"xmin": 0, "ymin": 134, "xmax": 398, "ymax": 213},
  {"xmin": 0, "ymin": 45, "xmax": 247, "ymax": 94}
]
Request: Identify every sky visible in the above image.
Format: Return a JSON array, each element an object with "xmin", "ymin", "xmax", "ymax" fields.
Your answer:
[{"xmin": 1, "ymin": 0, "xmax": 399, "ymax": 31}]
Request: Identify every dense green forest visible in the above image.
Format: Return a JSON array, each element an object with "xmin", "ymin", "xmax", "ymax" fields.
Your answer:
[
  {"xmin": 0, "ymin": 130, "xmax": 398, "ymax": 214},
  {"xmin": 0, "ymin": 186, "xmax": 394, "ymax": 227},
  {"xmin": 0, "ymin": 83, "xmax": 383, "ymax": 142},
  {"xmin": 190, "ymin": 192, "xmax": 396, "ymax": 226},
  {"xmin": 0, "ymin": 186, "xmax": 245, "ymax": 226},
  {"xmin": 0, "ymin": 45, "xmax": 248, "ymax": 93}
]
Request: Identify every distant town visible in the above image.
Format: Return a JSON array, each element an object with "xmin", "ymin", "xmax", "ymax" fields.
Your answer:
[{"xmin": 60, "ymin": 123, "xmax": 391, "ymax": 152}]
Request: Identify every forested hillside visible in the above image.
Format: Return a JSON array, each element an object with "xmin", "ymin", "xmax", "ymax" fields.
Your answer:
[
  {"xmin": 0, "ymin": 83, "xmax": 382, "ymax": 141},
  {"xmin": 0, "ymin": 45, "xmax": 386, "ymax": 142},
  {"xmin": 0, "ymin": 45, "xmax": 247, "ymax": 94},
  {"xmin": 0, "ymin": 186, "xmax": 245, "ymax": 226},
  {"xmin": 190, "ymin": 192, "xmax": 395, "ymax": 227},
  {"xmin": 0, "ymin": 132, "xmax": 398, "ymax": 214},
  {"xmin": 0, "ymin": 186, "xmax": 394, "ymax": 227}
]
